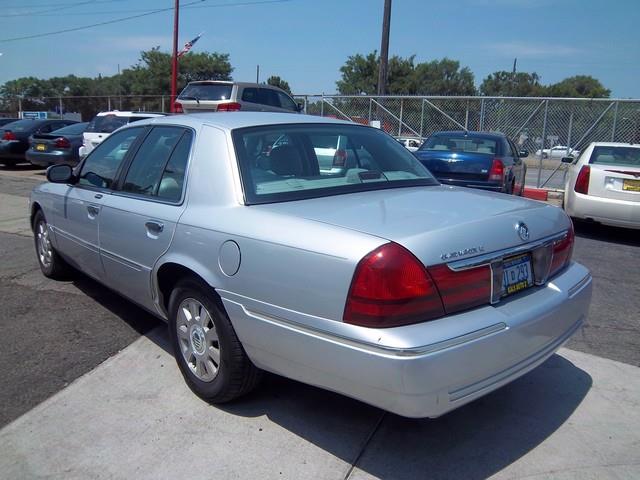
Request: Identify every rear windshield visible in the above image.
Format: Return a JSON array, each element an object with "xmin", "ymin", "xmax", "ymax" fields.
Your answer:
[
  {"xmin": 86, "ymin": 115, "xmax": 129, "ymax": 133},
  {"xmin": 589, "ymin": 146, "xmax": 640, "ymax": 167},
  {"xmin": 1, "ymin": 119, "xmax": 41, "ymax": 132},
  {"xmin": 232, "ymin": 124, "xmax": 438, "ymax": 204},
  {"xmin": 420, "ymin": 135, "xmax": 500, "ymax": 155},
  {"xmin": 51, "ymin": 122, "xmax": 88, "ymax": 135},
  {"xmin": 178, "ymin": 83, "xmax": 233, "ymax": 101}
]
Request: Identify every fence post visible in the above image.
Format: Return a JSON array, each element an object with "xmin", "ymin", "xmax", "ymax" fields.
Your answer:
[
  {"xmin": 320, "ymin": 93, "xmax": 324, "ymax": 117},
  {"xmin": 161, "ymin": 95, "xmax": 165, "ymax": 113},
  {"xmin": 398, "ymin": 98, "xmax": 404, "ymax": 136},
  {"xmin": 536, "ymin": 99, "xmax": 549, "ymax": 188},
  {"xmin": 611, "ymin": 101, "xmax": 619, "ymax": 141},
  {"xmin": 464, "ymin": 100, "xmax": 469, "ymax": 130},
  {"xmin": 479, "ymin": 98, "xmax": 485, "ymax": 131},
  {"xmin": 419, "ymin": 99, "xmax": 425, "ymax": 138},
  {"xmin": 108, "ymin": 96, "xmax": 112, "ymax": 111},
  {"xmin": 368, "ymin": 98, "xmax": 373, "ymax": 123},
  {"xmin": 303, "ymin": 96, "xmax": 308, "ymax": 114}
]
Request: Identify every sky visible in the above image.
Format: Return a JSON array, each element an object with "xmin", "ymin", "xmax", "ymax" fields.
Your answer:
[{"xmin": 0, "ymin": 0, "xmax": 639, "ymax": 97}]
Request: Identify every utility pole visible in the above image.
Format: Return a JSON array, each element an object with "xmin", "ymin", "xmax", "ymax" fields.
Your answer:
[
  {"xmin": 377, "ymin": 0, "xmax": 392, "ymax": 97},
  {"xmin": 256, "ymin": 65, "xmax": 260, "ymax": 84},
  {"xmin": 170, "ymin": 0, "xmax": 179, "ymax": 113},
  {"xmin": 512, "ymin": 58, "xmax": 517, "ymax": 74}
]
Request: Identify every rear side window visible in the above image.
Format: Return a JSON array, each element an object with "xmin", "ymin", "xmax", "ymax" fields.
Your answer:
[
  {"xmin": 421, "ymin": 135, "xmax": 498, "ymax": 155},
  {"xmin": 589, "ymin": 146, "xmax": 640, "ymax": 167},
  {"xmin": 179, "ymin": 83, "xmax": 233, "ymax": 101},
  {"xmin": 86, "ymin": 115, "xmax": 128, "ymax": 133},
  {"xmin": 78, "ymin": 127, "xmax": 143, "ymax": 189},
  {"xmin": 241, "ymin": 88, "xmax": 259, "ymax": 103},
  {"xmin": 121, "ymin": 127, "xmax": 192, "ymax": 201}
]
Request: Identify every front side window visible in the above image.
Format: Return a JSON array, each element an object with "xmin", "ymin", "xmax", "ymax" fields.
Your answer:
[
  {"xmin": 233, "ymin": 124, "xmax": 437, "ymax": 204},
  {"xmin": 589, "ymin": 146, "xmax": 640, "ymax": 167},
  {"xmin": 276, "ymin": 91, "xmax": 297, "ymax": 111},
  {"xmin": 78, "ymin": 127, "xmax": 143, "ymax": 189}
]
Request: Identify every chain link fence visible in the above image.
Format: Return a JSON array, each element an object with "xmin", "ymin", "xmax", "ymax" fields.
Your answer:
[{"xmin": 295, "ymin": 94, "xmax": 640, "ymax": 188}]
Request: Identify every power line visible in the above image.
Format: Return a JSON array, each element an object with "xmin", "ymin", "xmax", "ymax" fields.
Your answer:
[
  {"xmin": 1, "ymin": 0, "xmax": 126, "ymax": 7},
  {"xmin": 0, "ymin": 0, "xmax": 290, "ymax": 43}
]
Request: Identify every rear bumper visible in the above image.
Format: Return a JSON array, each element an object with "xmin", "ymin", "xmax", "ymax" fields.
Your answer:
[
  {"xmin": 566, "ymin": 191, "xmax": 640, "ymax": 229},
  {"xmin": 26, "ymin": 150, "xmax": 78, "ymax": 167},
  {"xmin": 222, "ymin": 262, "xmax": 592, "ymax": 418}
]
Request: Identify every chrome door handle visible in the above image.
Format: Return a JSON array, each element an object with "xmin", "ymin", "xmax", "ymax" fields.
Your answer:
[
  {"xmin": 145, "ymin": 221, "xmax": 164, "ymax": 233},
  {"xmin": 87, "ymin": 205, "xmax": 100, "ymax": 216}
]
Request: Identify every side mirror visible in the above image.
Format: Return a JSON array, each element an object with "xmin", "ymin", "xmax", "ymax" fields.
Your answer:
[
  {"xmin": 561, "ymin": 156, "xmax": 574, "ymax": 164},
  {"xmin": 46, "ymin": 164, "xmax": 74, "ymax": 183},
  {"xmin": 518, "ymin": 149, "xmax": 529, "ymax": 157}
]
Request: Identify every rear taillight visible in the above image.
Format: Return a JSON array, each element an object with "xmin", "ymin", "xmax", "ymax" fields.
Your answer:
[
  {"xmin": 173, "ymin": 102, "xmax": 184, "ymax": 113},
  {"xmin": 549, "ymin": 222, "xmax": 575, "ymax": 277},
  {"xmin": 488, "ymin": 158, "xmax": 505, "ymax": 182},
  {"xmin": 54, "ymin": 137, "xmax": 71, "ymax": 149},
  {"xmin": 574, "ymin": 165, "xmax": 590, "ymax": 195},
  {"xmin": 344, "ymin": 242, "xmax": 445, "ymax": 328},
  {"xmin": 333, "ymin": 149, "xmax": 347, "ymax": 167},
  {"xmin": 427, "ymin": 264, "xmax": 492, "ymax": 315},
  {"xmin": 2, "ymin": 131, "xmax": 16, "ymax": 141},
  {"xmin": 217, "ymin": 102, "xmax": 241, "ymax": 112}
]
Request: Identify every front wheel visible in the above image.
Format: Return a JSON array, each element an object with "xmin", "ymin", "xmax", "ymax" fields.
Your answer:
[
  {"xmin": 168, "ymin": 278, "xmax": 261, "ymax": 403},
  {"xmin": 33, "ymin": 209, "xmax": 70, "ymax": 279}
]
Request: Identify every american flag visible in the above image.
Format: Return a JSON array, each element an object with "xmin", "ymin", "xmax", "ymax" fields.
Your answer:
[{"xmin": 177, "ymin": 32, "xmax": 203, "ymax": 58}]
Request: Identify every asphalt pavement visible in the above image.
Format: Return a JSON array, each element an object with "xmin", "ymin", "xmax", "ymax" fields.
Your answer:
[{"xmin": 0, "ymin": 164, "xmax": 639, "ymax": 479}]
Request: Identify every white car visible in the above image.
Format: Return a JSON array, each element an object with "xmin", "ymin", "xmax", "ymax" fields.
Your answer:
[
  {"xmin": 396, "ymin": 137, "xmax": 422, "ymax": 152},
  {"xmin": 79, "ymin": 111, "xmax": 165, "ymax": 158},
  {"xmin": 564, "ymin": 142, "xmax": 640, "ymax": 229},
  {"xmin": 536, "ymin": 145, "xmax": 580, "ymax": 159}
]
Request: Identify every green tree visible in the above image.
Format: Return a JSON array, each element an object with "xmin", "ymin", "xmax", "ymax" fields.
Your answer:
[
  {"xmin": 480, "ymin": 71, "xmax": 546, "ymax": 97},
  {"xmin": 336, "ymin": 52, "xmax": 475, "ymax": 95},
  {"xmin": 546, "ymin": 75, "xmax": 610, "ymax": 98},
  {"xmin": 266, "ymin": 76, "xmax": 292, "ymax": 94}
]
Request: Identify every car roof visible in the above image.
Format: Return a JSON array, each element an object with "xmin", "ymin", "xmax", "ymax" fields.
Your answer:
[
  {"xmin": 589, "ymin": 142, "xmax": 640, "ymax": 148},
  {"xmin": 183, "ymin": 80, "xmax": 289, "ymax": 91},
  {"xmin": 129, "ymin": 112, "xmax": 354, "ymax": 131},
  {"xmin": 431, "ymin": 130, "xmax": 507, "ymax": 140}
]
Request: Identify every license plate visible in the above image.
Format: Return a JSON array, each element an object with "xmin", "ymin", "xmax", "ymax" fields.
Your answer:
[
  {"xmin": 623, "ymin": 179, "xmax": 640, "ymax": 192},
  {"xmin": 502, "ymin": 254, "xmax": 533, "ymax": 296},
  {"xmin": 36, "ymin": 144, "xmax": 46, "ymax": 151}
]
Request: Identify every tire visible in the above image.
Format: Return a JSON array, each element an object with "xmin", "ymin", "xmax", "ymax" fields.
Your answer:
[
  {"xmin": 168, "ymin": 277, "xmax": 261, "ymax": 403},
  {"xmin": 33, "ymin": 209, "xmax": 70, "ymax": 279}
]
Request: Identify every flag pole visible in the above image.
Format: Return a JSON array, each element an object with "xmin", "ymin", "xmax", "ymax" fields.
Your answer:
[{"xmin": 170, "ymin": 0, "xmax": 179, "ymax": 113}]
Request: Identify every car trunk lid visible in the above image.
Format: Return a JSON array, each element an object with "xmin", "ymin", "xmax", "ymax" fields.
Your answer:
[
  {"xmin": 587, "ymin": 164, "xmax": 640, "ymax": 202},
  {"xmin": 414, "ymin": 150, "xmax": 496, "ymax": 182}
]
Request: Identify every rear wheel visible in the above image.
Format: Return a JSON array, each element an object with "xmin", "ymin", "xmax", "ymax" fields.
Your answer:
[
  {"xmin": 168, "ymin": 277, "xmax": 261, "ymax": 403},
  {"xmin": 33, "ymin": 209, "xmax": 70, "ymax": 279}
]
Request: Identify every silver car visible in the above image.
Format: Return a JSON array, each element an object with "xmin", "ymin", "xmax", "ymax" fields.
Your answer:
[{"xmin": 30, "ymin": 113, "xmax": 592, "ymax": 418}]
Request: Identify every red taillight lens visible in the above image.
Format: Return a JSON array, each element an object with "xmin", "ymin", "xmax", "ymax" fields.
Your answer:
[
  {"xmin": 488, "ymin": 158, "xmax": 505, "ymax": 182},
  {"xmin": 344, "ymin": 243, "xmax": 445, "ymax": 328},
  {"xmin": 54, "ymin": 137, "xmax": 71, "ymax": 149},
  {"xmin": 550, "ymin": 222, "xmax": 575, "ymax": 277},
  {"xmin": 428, "ymin": 264, "xmax": 492, "ymax": 315},
  {"xmin": 2, "ymin": 131, "xmax": 16, "ymax": 141},
  {"xmin": 173, "ymin": 102, "xmax": 184, "ymax": 113},
  {"xmin": 574, "ymin": 165, "xmax": 590, "ymax": 195},
  {"xmin": 217, "ymin": 102, "xmax": 241, "ymax": 112},
  {"xmin": 333, "ymin": 149, "xmax": 347, "ymax": 167}
]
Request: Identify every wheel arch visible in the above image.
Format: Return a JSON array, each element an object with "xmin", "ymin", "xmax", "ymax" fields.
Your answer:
[{"xmin": 30, "ymin": 201, "xmax": 43, "ymax": 230}]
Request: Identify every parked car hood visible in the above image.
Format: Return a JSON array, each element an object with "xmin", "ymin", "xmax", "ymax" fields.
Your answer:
[{"xmin": 254, "ymin": 185, "xmax": 569, "ymax": 266}]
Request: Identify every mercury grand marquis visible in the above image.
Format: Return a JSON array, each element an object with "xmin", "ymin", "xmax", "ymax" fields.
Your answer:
[{"xmin": 30, "ymin": 113, "xmax": 592, "ymax": 418}]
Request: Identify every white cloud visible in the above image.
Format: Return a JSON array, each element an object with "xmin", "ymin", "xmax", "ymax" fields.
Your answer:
[{"xmin": 486, "ymin": 41, "xmax": 581, "ymax": 57}]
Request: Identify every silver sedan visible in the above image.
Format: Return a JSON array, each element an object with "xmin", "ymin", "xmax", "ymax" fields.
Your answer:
[{"xmin": 30, "ymin": 113, "xmax": 592, "ymax": 418}]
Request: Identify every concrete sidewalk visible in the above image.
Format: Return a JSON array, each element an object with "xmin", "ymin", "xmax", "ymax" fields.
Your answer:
[{"xmin": 1, "ymin": 328, "xmax": 639, "ymax": 480}]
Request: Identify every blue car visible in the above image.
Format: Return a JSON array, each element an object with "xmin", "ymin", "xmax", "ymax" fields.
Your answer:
[{"xmin": 414, "ymin": 131, "xmax": 528, "ymax": 195}]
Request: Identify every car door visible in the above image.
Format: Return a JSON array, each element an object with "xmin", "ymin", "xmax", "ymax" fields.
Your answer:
[
  {"xmin": 98, "ymin": 126, "xmax": 193, "ymax": 311},
  {"xmin": 51, "ymin": 127, "xmax": 145, "ymax": 281}
]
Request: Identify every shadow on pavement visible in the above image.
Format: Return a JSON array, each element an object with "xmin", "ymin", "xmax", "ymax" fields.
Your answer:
[
  {"xmin": 216, "ymin": 352, "xmax": 591, "ymax": 479},
  {"xmin": 574, "ymin": 219, "xmax": 639, "ymax": 247}
]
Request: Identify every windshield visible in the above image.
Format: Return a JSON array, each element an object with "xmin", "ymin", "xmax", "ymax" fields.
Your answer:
[
  {"xmin": 86, "ymin": 115, "xmax": 128, "ymax": 133},
  {"xmin": 178, "ymin": 83, "xmax": 233, "ymax": 101},
  {"xmin": 420, "ymin": 134, "xmax": 499, "ymax": 155},
  {"xmin": 589, "ymin": 146, "xmax": 640, "ymax": 167},
  {"xmin": 232, "ymin": 124, "xmax": 438, "ymax": 204},
  {"xmin": 51, "ymin": 122, "xmax": 88, "ymax": 135}
]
